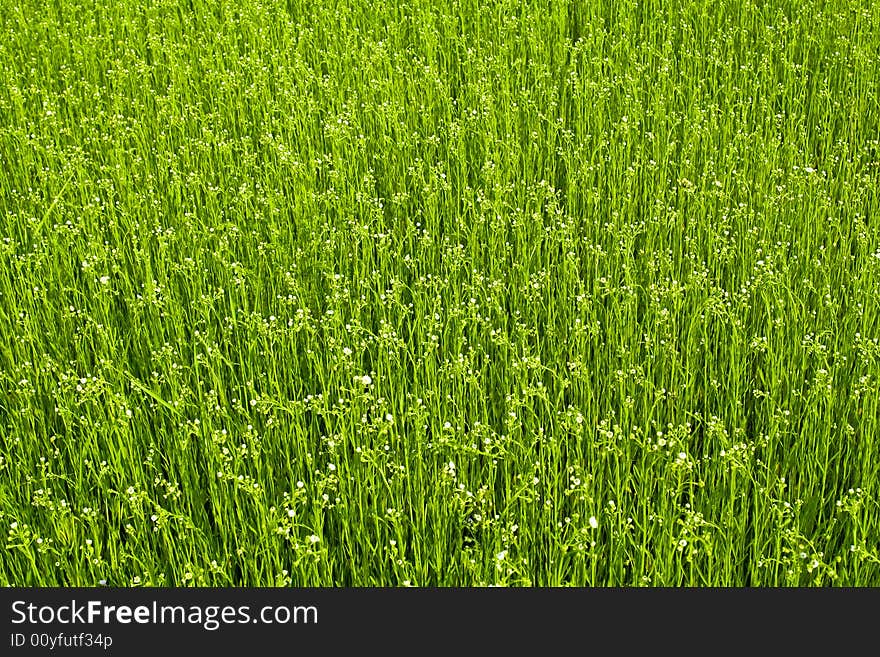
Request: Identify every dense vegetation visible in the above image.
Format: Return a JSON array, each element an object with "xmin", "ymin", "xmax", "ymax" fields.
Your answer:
[{"xmin": 1, "ymin": 0, "xmax": 879, "ymax": 585}]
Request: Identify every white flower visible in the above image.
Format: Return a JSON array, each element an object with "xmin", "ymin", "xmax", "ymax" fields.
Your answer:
[
  {"xmin": 308, "ymin": 534, "xmax": 320, "ymax": 544},
  {"xmin": 99, "ymin": 275, "xmax": 110, "ymax": 285},
  {"xmin": 358, "ymin": 374, "xmax": 372, "ymax": 386},
  {"xmin": 588, "ymin": 516, "xmax": 599, "ymax": 529},
  {"xmin": 343, "ymin": 347, "xmax": 353, "ymax": 356}
]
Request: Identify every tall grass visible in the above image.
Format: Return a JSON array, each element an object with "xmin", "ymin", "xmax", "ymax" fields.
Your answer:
[{"xmin": 1, "ymin": 0, "xmax": 879, "ymax": 585}]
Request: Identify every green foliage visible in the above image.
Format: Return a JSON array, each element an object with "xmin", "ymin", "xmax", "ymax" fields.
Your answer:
[{"xmin": 1, "ymin": 0, "xmax": 879, "ymax": 585}]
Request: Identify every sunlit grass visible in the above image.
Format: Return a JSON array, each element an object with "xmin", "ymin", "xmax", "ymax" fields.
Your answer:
[{"xmin": 1, "ymin": 0, "xmax": 879, "ymax": 586}]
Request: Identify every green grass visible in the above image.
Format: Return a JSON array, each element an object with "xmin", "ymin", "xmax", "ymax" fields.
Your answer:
[{"xmin": 1, "ymin": 0, "xmax": 879, "ymax": 586}]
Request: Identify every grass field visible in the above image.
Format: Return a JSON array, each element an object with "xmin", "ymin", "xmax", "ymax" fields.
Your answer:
[{"xmin": 1, "ymin": 0, "xmax": 879, "ymax": 586}]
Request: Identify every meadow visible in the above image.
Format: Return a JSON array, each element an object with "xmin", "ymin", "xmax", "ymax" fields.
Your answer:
[{"xmin": 1, "ymin": 0, "xmax": 879, "ymax": 586}]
